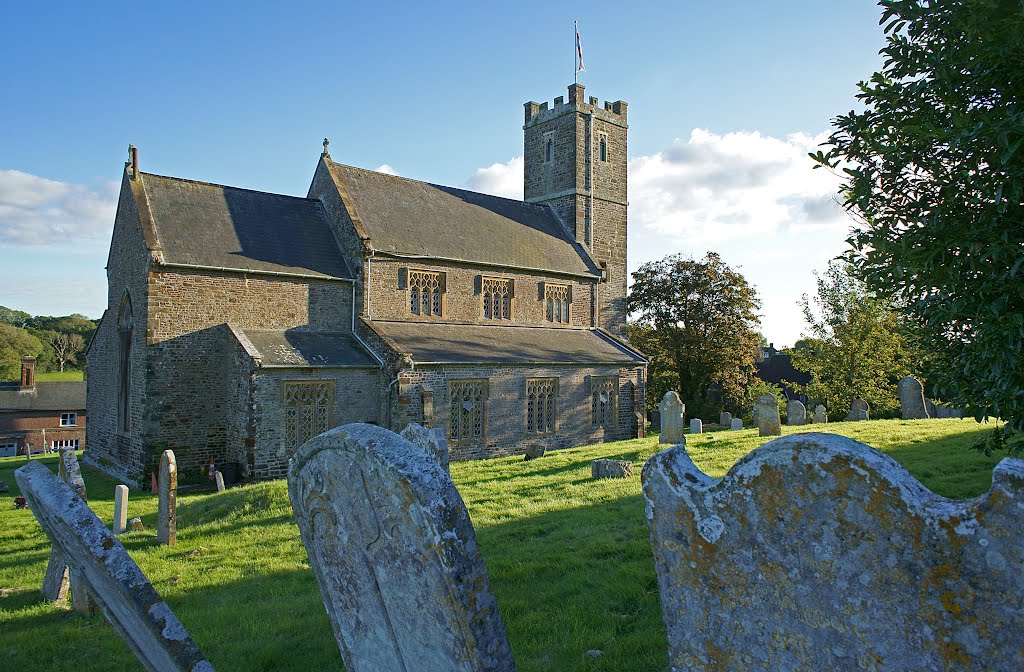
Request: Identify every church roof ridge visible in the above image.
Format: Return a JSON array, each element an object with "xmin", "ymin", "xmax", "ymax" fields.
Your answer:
[{"xmin": 139, "ymin": 171, "xmax": 321, "ymax": 203}]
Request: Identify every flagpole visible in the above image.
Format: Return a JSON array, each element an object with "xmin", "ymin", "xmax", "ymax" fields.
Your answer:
[{"xmin": 574, "ymin": 20, "xmax": 578, "ymax": 85}]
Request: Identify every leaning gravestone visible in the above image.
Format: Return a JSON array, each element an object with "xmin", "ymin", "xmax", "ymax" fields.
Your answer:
[
  {"xmin": 642, "ymin": 433, "xmax": 1024, "ymax": 671},
  {"xmin": 591, "ymin": 459, "xmax": 634, "ymax": 479},
  {"xmin": 898, "ymin": 375, "xmax": 930, "ymax": 419},
  {"xmin": 785, "ymin": 399, "xmax": 807, "ymax": 426},
  {"xmin": 847, "ymin": 398, "xmax": 870, "ymax": 421},
  {"xmin": 15, "ymin": 461, "xmax": 215, "ymax": 672},
  {"xmin": 400, "ymin": 422, "xmax": 450, "ymax": 471},
  {"xmin": 288, "ymin": 423, "xmax": 515, "ymax": 672},
  {"xmin": 754, "ymin": 394, "xmax": 781, "ymax": 437},
  {"xmin": 813, "ymin": 404, "xmax": 828, "ymax": 424},
  {"xmin": 157, "ymin": 450, "xmax": 177, "ymax": 546},
  {"xmin": 689, "ymin": 418, "xmax": 702, "ymax": 435},
  {"xmin": 729, "ymin": 418, "xmax": 743, "ymax": 431},
  {"xmin": 719, "ymin": 412, "xmax": 732, "ymax": 427},
  {"xmin": 658, "ymin": 391, "xmax": 685, "ymax": 444},
  {"xmin": 42, "ymin": 447, "xmax": 90, "ymax": 607}
]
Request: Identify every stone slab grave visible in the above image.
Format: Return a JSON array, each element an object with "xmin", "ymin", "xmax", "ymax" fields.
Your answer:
[
  {"xmin": 591, "ymin": 458, "xmax": 634, "ymax": 479},
  {"xmin": 400, "ymin": 422, "xmax": 450, "ymax": 470},
  {"xmin": 719, "ymin": 411, "xmax": 732, "ymax": 427},
  {"xmin": 898, "ymin": 375, "xmax": 930, "ymax": 419},
  {"xmin": 42, "ymin": 447, "xmax": 93, "ymax": 611},
  {"xmin": 689, "ymin": 418, "xmax": 702, "ymax": 435},
  {"xmin": 14, "ymin": 460, "xmax": 215, "ymax": 672},
  {"xmin": 754, "ymin": 393, "xmax": 781, "ymax": 436},
  {"xmin": 785, "ymin": 399, "xmax": 806, "ymax": 425},
  {"xmin": 729, "ymin": 418, "xmax": 742, "ymax": 431},
  {"xmin": 847, "ymin": 398, "xmax": 870, "ymax": 421},
  {"xmin": 658, "ymin": 391, "xmax": 685, "ymax": 444},
  {"xmin": 642, "ymin": 433, "xmax": 1024, "ymax": 671},
  {"xmin": 813, "ymin": 404, "xmax": 828, "ymax": 424},
  {"xmin": 288, "ymin": 423, "xmax": 515, "ymax": 672}
]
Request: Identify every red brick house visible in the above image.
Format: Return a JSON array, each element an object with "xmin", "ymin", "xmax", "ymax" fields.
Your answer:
[{"xmin": 0, "ymin": 357, "xmax": 86, "ymax": 457}]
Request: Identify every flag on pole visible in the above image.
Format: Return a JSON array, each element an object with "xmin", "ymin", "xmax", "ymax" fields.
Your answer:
[{"xmin": 575, "ymin": 21, "xmax": 586, "ymax": 73}]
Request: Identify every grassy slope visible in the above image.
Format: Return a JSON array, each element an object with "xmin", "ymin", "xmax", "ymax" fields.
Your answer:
[
  {"xmin": 33, "ymin": 371, "xmax": 85, "ymax": 382},
  {"xmin": 0, "ymin": 419, "xmax": 1004, "ymax": 671}
]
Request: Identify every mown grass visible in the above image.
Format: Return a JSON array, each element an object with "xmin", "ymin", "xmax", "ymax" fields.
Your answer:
[
  {"xmin": 0, "ymin": 419, "xmax": 1004, "ymax": 671},
  {"xmin": 33, "ymin": 370, "xmax": 84, "ymax": 382}
]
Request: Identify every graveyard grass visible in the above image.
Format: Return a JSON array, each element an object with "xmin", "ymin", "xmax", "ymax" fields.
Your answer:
[{"xmin": 0, "ymin": 419, "xmax": 1005, "ymax": 671}]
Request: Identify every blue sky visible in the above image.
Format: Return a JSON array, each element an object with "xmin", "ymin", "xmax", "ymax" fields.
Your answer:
[{"xmin": 0, "ymin": 1, "xmax": 886, "ymax": 345}]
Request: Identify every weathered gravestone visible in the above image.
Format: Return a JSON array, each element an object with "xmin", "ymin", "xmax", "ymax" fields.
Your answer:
[
  {"xmin": 641, "ymin": 433, "xmax": 1024, "ymax": 671},
  {"xmin": 898, "ymin": 375, "xmax": 930, "ymax": 419},
  {"xmin": 813, "ymin": 404, "xmax": 827, "ymax": 424},
  {"xmin": 935, "ymin": 405, "xmax": 964, "ymax": 419},
  {"xmin": 785, "ymin": 399, "xmax": 807, "ymax": 426},
  {"xmin": 719, "ymin": 411, "xmax": 732, "ymax": 427},
  {"xmin": 689, "ymin": 418, "xmax": 702, "ymax": 435},
  {"xmin": 847, "ymin": 398, "xmax": 870, "ymax": 421},
  {"xmin": 157, "ymin": 450, "xmax": 177, "ymax": 546},
  {"xmin": 15, "ymin": 460, "xmax": 215, "ymax": 672},
  {"xmin": 658, "ymin": 391, "xmax": 685, "ymax": 444},
  {"xmin": 523, "ymin": 444, "xmax": 545, "ymax": 461},
  {"xmin": 729, "ymin": 418, "xmax": 743, "ymax": 431},
  {"xmin": 42, "ymin": 447, "xmax": 90, "ymax": 607},
  {"xmin": 400, "ymin": 422, "xmax": 450, "ymax": 471},
  {"xmin": 288, "ymin": 423, "xmax": 515, "ymax": 672},
  {"xmin": 113, "ymin": 485, "xmax": 129, "ymax": 535},
  {"xmin": 591, "ymin": 459, "xmax": 634, "ymax": 479},
  {"xmin": 214, "ymin": 471, "xmax": 225, "ymax": 493},
  {"xmin": 754, "ymin": 394, "xmax": 781, "ymax": 437}
]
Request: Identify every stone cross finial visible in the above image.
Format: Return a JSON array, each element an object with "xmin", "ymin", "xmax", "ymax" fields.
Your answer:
[{"xmin": 322, "ymin": 137, "xmax": 330, "ymax": 157}]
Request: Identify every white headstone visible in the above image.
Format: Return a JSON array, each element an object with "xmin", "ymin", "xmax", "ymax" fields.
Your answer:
[{"xmin": 113, "ymin": 485, "xmax": 129, "ymax": 535}]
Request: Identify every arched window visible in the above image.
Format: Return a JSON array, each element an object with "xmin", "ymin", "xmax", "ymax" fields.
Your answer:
[
  {"xmin": 117, "ymin": 292, "xmax": 134, "ymax": 433},
  {"xmin": 599, "ymin": 135, "xmax": 608, "ymax": 161},
  {"xmin": 545, "ymin": 134, "xmax": 555, "ymax": 163}
]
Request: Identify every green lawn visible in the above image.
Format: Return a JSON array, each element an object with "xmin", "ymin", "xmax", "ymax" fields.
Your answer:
[
  {"xmin": 0, "ymin": 419, "xmax": 1004, "ymax": 671},
  {"xmin": 33, "ymin": 370, "xmax": 84, "ymax": 382}
]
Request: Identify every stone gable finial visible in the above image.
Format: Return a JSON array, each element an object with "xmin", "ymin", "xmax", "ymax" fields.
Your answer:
[{"xmin": 322, "ymin": 137, "xmax": 330, "ymax": 158}]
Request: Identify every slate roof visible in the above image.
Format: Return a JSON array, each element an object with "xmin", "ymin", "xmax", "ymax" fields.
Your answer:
[
  {"xmin": 141, "ymin": 173, "xmax": 354, "ymax": 279},
  {"xmin": 238, "ymin": 330, "xmax": 378, "ymax": 368},
  {"xmin": 368, "ymin": 320, "xmax": 645, "ymax": 365},
  {"xmin": 0, "ymin": 382, "xmax": 86, "ymax": 412},
  {"xmin": 325, "ymin": 160, "xmax": 600, "ymax": 277}
]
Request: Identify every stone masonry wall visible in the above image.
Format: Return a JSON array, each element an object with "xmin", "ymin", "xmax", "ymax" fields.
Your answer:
[
  {"xmin": 85, "ymin": 172, "xmax": 153, "ymax": 486},
  {"xmin": 364, "ymin": 256, "xmax": 596, "ymax": 327},
  {"xmin": 250, "ymin": 367, "xmax": 385, "ymax": 480},
  {"xmin": 392, "ymin": 362, "xmax": 645, "ymax": 460}
]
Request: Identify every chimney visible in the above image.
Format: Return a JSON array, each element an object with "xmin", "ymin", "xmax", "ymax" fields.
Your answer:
[{"xmin": 20, "ymin": 356, "xmax": 36, "ymax": 391}]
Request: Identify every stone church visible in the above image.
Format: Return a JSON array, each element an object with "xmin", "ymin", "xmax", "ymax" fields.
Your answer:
[{"xmin": 85, "ymin": 83, "xmax": 647, "ymax": 484}]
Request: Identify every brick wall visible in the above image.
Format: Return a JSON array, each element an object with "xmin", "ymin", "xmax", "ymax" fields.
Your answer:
[{"xmin": 0, "ymin": 410, "xmax": 86, "ymax": 455}]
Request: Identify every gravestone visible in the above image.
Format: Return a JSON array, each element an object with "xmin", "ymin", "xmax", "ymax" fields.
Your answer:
[
  {"xmin": 288, "ymin": 423, "xmax": 514, "ymax": 672},
  {"xmin": 523, "ymin": 444, "xmax": 545, "ymax": 461},
  {"xmin": 898, "ymin": 376, "xmax": 930, "ymax": 419},
  {"xmin": 14, "ymin": 461, "xmax": 214, "ymax": 672},
  {"xmin": 42, "ymin": 447, "xmax": 90, "ymax": 608},
  {"xmin": 658, "ymin": 391, "xmax": 685, "ymax": 444},
  {"xmin": 847, "ymin": 399, "xmax": 870, "ymax": 421},
  {"xmin": 754, "ymin": 394, "xmax": 781, "ymax": 437},
  {"xmin": 113, "ymin": 485, "xmax": 129, "ymax": 535},
  {"xmin": 813, "ymin": 404, "xmax": 828, "ymax": 424},
  {"xmin": 719, "ymin": 412, "xmax": 732, "ymax": 427},
  {"xmin": 729, "ymin": 418, "xmax": 743, "ymax": 431},
  {"xmin": 591, "ymin": 459, "xmax": 634, "ymax": 479},
  {"xmin": 785, "ymin": 399, "xmax": 807, "ymax": 426},
  {"xmin": 157, "ymin": 450, "xmax": 177, "ymax": 546},
  {"xmin": 935, "ymin": 405, "xmax": 963, "ymax": 419},
  {"xmin": 642, "ymin": 433, "xmax": 1024, "ymax": 671},
  {"xmin": 214, "ymin": 471, "xmax": 225, "ymax": 493},
  {"xmin": 926, "ymin": 398, "xmax": 937, "ymax": 418},
  {"xmin": 400, "ymin": 422, "xmax": 450, "ymax": 471},
  {"xmin": 689, "ymin": 418, "xmax": 702, "ymax": 435}
]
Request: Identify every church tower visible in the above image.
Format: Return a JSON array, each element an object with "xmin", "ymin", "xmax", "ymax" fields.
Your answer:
[{"xmin": 524, "ymin": 83, "xmax": 628, "ymax": 336}]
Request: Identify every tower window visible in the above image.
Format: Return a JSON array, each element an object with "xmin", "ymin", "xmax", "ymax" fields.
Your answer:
[
  {"xmin": 599, "ymin": 134, "xmax": 608, "ymax": 162},
  {"xmin": 544, "ymin": 284, "xmax": 571, "ymax": 324},
  {"xmin": 544, "ymin": 132, "xmax": 555, "ymax": 163},
  {"xmin": 409, "ymin": 270, "xmax": 445, "ymax": 316},
  {"xmin": 482, "ymin": 277, "xmax": 513, "ymax": 319}
]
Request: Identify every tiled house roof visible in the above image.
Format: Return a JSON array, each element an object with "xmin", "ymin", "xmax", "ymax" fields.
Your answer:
[{"xmin": 325, "ymin": 160, "xmax": 600, "ymax": 277}]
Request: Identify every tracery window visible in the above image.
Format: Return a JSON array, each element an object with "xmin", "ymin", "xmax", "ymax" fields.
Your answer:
[
  {"xmin": 283, "ymin": 380, "xmax": 334, "ymax": 452},
  {"xmin": 591, "ymin": 376, "xmax": 618, "ymax": 429},
  {"xmin": 545, "ymin": 284, "xmax": 571, "ymax": 324},
  {"xmin": 482, "ymin": 277, "xmax": 513, "ymax": 320},
  {"xmin": 117, "ymin": 292, "xmax": 134, "ymax": 433},
  {"xmin": 526, "ymin": 378, "xmax": 558, "ymax": 434},
  {"xmin": 449, "ymin": 379, "xmax": 487, "ymax": 442},
  {"xmin": 409, "ymin": 270, "xmax": 443, "ymax": 316}
]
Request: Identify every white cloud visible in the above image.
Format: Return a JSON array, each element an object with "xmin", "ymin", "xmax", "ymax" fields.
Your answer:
[
  {"xmin": 0, "ymin": 170, "xmax": 118, "ymax": 246},
  {"xmin": 375, "ymin": 164, "xmax": 398, "ymax": 175},
  {"xmin": 465, "ymin": 157, "xmax": 523, "ymax": 199}
]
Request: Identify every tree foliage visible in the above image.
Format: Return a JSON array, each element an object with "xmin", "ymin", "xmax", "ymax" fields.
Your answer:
[
  {"xmin": 790, "ymin": 261, "xmax": 910, "ymax": 418},
  {"xmin": 628, "ymin": 252, "xmax": 762, "ymax": 419},
  {"xmin": 812, "ymin": 0, "xmax": 1024, "ymax": 432},
  {"xmin": 0, "ymin": 324, "xmax": 45, "ymax": 381}
]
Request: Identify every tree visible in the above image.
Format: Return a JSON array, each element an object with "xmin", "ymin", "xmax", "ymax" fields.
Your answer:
[
  {"xmin": 48, "ymin": 332, "xmax": 85, "ymax": 372},
  {"xmin": 0, "ymin": 324, "xmax": 45, "ymax": 381},
  {"xmin": 0, "ymin": 305, "xmax": 31, "ymax": 327},
  {"xmin": 628, "ymin": 252, "xmax": 762, "ymax": 419},
  {"xmin": 812, "ymin": 0, "xmax": 1024, "ymax": 436},
  {"xmin": 790, "ymin": 261, "xmax": 909, "ymax": 418}
]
